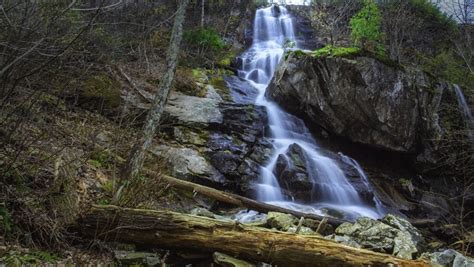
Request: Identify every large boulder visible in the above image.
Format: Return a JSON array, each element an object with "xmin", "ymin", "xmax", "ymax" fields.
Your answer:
[
  {"xmin": 329, "ymin": 214, "xmax": 425, "ymax": 260},
  {"xmin": 266, "ymin": 52, "xmax": 446, "ymax": 155},
  {"xmin": 273, "ymin": 143, "xmax": 314, "ymax": 201}
]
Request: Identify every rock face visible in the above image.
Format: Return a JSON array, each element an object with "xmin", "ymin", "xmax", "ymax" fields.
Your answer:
[
  {"xmin": 266, "ymin": 52, "xmax": 446, "ymax": 154},
  {"xmin": 152, "ymin": 74, "xmax": 271, "ymax": 194},
  {"xmin": 329, "ymin": 214, "xmax": 425, "ymax": 260}
]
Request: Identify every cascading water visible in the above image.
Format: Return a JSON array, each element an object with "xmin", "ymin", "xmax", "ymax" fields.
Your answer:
[
  {"xmin": 453, "ymin": 85, "xmax": 474, "ymax": 143},
  {"xmin": 237, "ymin": 5, "xmax": 383, "ymax": 220}
]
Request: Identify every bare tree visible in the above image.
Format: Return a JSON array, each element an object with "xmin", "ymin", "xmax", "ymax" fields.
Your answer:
[
  {"xmin": 308, "ymin": 0, "xmax": 359, "ymax": 45},
  {"xmin": 445, "ymin": 0, "xmax": 473, "ymax": 73},
  {"xmin": 124, "ymin": 0, "xmax": 190, "ymax": 184}
]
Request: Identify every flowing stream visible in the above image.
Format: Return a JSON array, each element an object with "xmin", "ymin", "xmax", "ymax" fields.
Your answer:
[{"xmin": 236, "ymin": 5, "xmax": 383, "ymax": 220}]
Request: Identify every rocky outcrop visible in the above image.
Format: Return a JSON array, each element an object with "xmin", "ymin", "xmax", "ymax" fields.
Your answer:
[
  {"xmin": 153, "ymin": 75, "xmax": 271, "ymax": 193},
  {"xmin": 266, "ymin": 52, "xmax": 447, "ymax": 155}
]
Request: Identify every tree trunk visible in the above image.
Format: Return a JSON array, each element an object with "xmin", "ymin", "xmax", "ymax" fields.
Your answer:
[
  {"xmin": 80, "ymin": 205, "xmax": 429, "ymax": 267},
  {"xmin": 125, "ymin": 0, "xmax": 190, "ymax": 181},
  {"xmin": 153, "ymin": 172, "xmax": 347, "ymax": 226},
  {"xmin": 201, "ymin": 0, "xmax": 205, "ymax": 28}
]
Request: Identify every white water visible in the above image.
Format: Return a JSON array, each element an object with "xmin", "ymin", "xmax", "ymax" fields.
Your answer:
[
  {"xmin": 453, "ymin": 85, "xmax": 474, "ymax": 143},
  {"xmin": 238, "ymin": 5, "xmax": 382, "ymax": 219}
]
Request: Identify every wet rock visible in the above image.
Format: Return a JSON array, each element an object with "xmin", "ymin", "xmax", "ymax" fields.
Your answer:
[
  {"xmin": 225, "ymin": 76, "xmax": 260, "ymax": 104},
  {"xmin": 248, "ymin": 138, "xmax": 274, "ymax": 165},
  {"xmin": 266, "ymin": 212, "xmax": 297, "ymax": 231},
  {"xmin": 219, "ymin": 103, "xmax": 267, "ymax": 143},
  {"xmin": 207, "ymin": 133, "xmax": 249, "ymax": 156},
  {"xmin": 210, "ymin": 151, "xmax": 241, "ymax": 175},
  {"xmin": 332, "ymin": 215, "xmax": 424, "ymax": 259},
  {"xmin": 335, "ymin": 153, "xmax": 377, "ymax": 205},
  {"xmin": 267, "ymin": 52, "xmax": 446, "ymax": 155},
  {"xmin": 231, "ymin": 210, "xmax": 267, "ymax": 226},
  {"xmin": 427, "ymin": 249, "xmax": 474, "ymax": 267},
  {"xmin": 273, "ymin": 143, "xmax": 314, "ymax": 201}
]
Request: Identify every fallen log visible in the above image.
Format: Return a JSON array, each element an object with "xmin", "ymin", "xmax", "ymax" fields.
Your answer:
[
  {"xmin": 153, "ymin": 172, "xmax": 347, "ymax": 226},
  {"xmin": 80, "ymin": 205, "xmax": 429, "ymax": 267}
]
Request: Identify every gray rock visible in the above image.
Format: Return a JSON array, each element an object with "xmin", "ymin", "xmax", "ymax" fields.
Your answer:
[
  {"xmin": 287, "ymin": 226, "xmax": 316, "ymax": 235},
  {"xmin": 332, "ymin": 215, "xmax": 423, "ymax": 259},
  {"xmin": 114, "ymin": 250, "xmax": 161, "ymax": 266},
  {"xmin": 165, "ymin": 92, "xmax": 223, "ymax": 125},
  {"xmin": 266, "ymin": 52, "xmax": 446, "ymax": 155},
  {"xmin": 428, "ymin": 249, "xmax": 474, "ymax": 267},
  {"xmin": 382, "ymin": 214, "xmax": 425, "ymax": 250},
  {"xmin": 266, "ymin": 212, "xmax": 297, "ymax": 231},
  {"xmin": 206, "ymin": 84, "xmax": 223, "ymax": 101},
  {"xmin": 149, "ymin": 145, "xmax": 226, "ymax": 185}
]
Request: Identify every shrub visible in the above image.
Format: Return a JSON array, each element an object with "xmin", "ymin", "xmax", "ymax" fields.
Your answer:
[
  {"xmin": 350, "ymin": 0, "xmax": 382, "ymax": 50},
  {"xmin": 184, "ymin": 28, "xmax": 225, "ymax": 52}
]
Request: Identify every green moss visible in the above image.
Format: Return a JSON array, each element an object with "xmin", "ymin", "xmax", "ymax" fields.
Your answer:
[
  {"xmin": 312, "ymin": 46, "xmax": 361, "ymax": 58},
  {"xmin": 289, "ymin": 46, "xmax": 402, "ymax": 70}
]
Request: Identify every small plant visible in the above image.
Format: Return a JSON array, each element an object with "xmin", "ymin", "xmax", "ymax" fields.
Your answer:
[{"xmin": 349, "ymin": 0, "xmax": 382, "ymax": 51}]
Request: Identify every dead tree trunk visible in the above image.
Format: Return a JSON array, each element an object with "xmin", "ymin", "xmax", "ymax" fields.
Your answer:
[
  {"xmin": 125, "ymin": 0, "xmax": 190, "ymax": 181},
  {"xmin": 154, "ymin": 173, "xmax": 347, "ymax": 226},
  {"xmin": 80, "ymin": 205, "xmax": 429, "ymax": 267}
]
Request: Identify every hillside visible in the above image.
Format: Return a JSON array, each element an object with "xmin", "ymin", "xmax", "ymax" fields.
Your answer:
[{"xmin": 0, "ymin": 0, "xmax": 473, "ymax": 265}]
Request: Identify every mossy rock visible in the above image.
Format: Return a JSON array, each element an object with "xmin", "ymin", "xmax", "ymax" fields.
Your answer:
[{"xmin": 289, "ymin": 46, "xmax": 403, "ymax": 70}]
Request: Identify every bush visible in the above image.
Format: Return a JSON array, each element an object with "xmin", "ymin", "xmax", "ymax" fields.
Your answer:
[
  {"xmin": 350, "ymin": 0, "xmax": 382, "ymax": 50},
  {"xmin": 184, "ymin": 28, "xmax": 225, "ymax": 52}
]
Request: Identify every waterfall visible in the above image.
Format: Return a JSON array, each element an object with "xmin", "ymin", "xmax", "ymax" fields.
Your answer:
[
  {"xmin": 237, "ymin": 5, "xmax": 382, "ymax": 219},
  {"xmin": 453, "ymin": 85, "xmax": 474, "ymax": 143}
]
